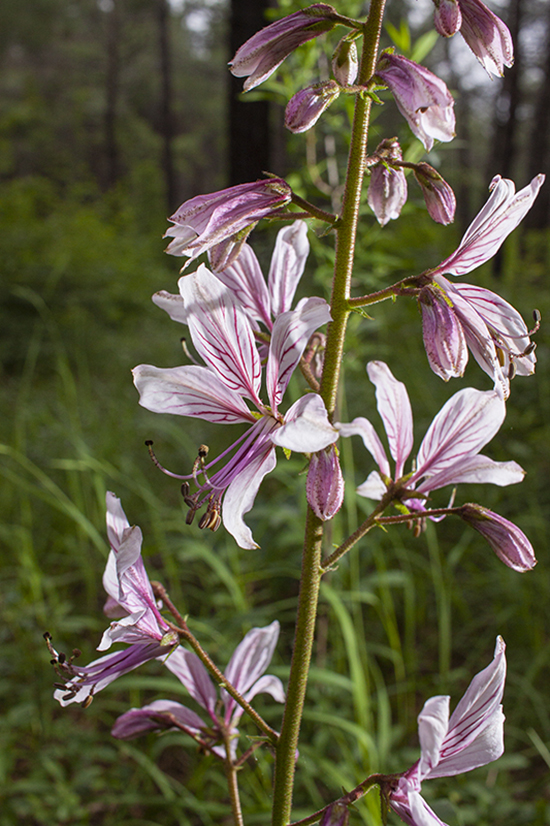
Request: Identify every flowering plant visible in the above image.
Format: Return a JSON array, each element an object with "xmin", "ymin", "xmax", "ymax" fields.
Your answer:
[{"xmin": 45, "ymin": 1, "xmax": 544, "ymax": 824}]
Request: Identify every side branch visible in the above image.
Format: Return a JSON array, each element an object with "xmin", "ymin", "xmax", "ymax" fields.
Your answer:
[{"xmin": 152, "ymin": 582, "xmax": 278, "ymax": 744}]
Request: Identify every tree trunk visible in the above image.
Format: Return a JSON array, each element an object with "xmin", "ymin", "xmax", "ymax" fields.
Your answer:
[
  {"xmin": 157, "ymin": 0, "xmax": 177, "ymax": 211},
  {"xmin": 228, "ymin": 0, "xmax": 272, "ymax": 185}
]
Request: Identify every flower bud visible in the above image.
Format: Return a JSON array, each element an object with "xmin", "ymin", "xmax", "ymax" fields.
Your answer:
[
  {"xmin": 413, "ymin": 162, "xmax": 456, "ymax": 224},
  {"xmin": 418, "ymin": 284, "xmax": 468, "ymax": 380},
  {"xmin": 367, "ymin": 139, "xmax": 408, "ymax": 226},
  {"xmin": 433, "ymin": 0, "xmax": 462, "ymax": 36},
  {"xmin": 320, "ymin": 802, "xmax": 350, "ymax": 826},
  {"xmin": 285, "ymin": 81, "xmax": 340, "ymax": 133},
  {"xmin": 331, "ymin": 36, "xmax": 358, "ymax": 86},
  {"xmin": 460, "ymin": 504, "xmax": 537, "ymax": 572},
  {"xmin": 306, "ymin": 445, "xmax": 344, "ymax": 521}
]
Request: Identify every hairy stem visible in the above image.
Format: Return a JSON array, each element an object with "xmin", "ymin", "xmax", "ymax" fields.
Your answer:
[
  {"xmin": 152, "ymin": 582, "xmax": 278, "ymax": 743},
  {"xmin": 224, "ymin": 730, "xmax": 244, "ymax": 826},
  {"xmin": 271, "ymin": 3, "xmax": 388, "ymax": 824}
]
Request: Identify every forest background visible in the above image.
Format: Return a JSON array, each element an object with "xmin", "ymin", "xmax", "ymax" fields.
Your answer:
[{"xmin": 1, "ymin": 0, "xmax": 550, "ymax": 824}]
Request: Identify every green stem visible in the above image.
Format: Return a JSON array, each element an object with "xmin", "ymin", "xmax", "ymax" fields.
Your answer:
[
  {"xmin": 223, "ymin": 730, "xmax": 244, "ymax": 826},
  {"xmin": 321, "ymin": 489, "xmax": 397, "ymax": 570},
  {"xmin": 271, "ymin": 3, "xmax": 388, "ymax": 824},
  {"xmin": 152, "ymin": 582, "xmax": 278, "ymax": 743}
]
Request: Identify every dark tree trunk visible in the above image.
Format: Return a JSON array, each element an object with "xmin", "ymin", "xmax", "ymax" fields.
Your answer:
[
  {"xmin": 157, "ymin": 0, "xmax": 177, "ymax": 212},
  {"xmin": 486, "ymin": 0, "xmax": 524, "ymax": 182},
  {"xmin": 104, "ymin": 0, "xmax": 120, "ymax": 189},
  {"xmin": 525, "ymin": 1, "xmax": 550, "ymax": 229},
  {"xmin": 228, "ymin": 0, "xmax": 272, "ymax": 185}
]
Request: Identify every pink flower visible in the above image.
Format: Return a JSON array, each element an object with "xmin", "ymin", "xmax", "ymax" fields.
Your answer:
[
  {"xmin": 460, "ymin": 504, "xmax": 536, "ymax": 571},
  {"xmin": 390, "ymin": 637, "xmax": 506, "ymax": 826},
  {"xmin": 419, "ymin": 275, "xmax": 537, "ymax": 399},
  {"xmin": 112, "ymin": 622, "xmax": 285, "ymax": 759},
  {"xmin": 418, "ymin": 174, "xmax": 544, "ymax": 396},
  {"xmin": 337, "ymin": 361, "xmax": 525, "ymax": 522},
  {"xmin": 133, "ymin": 265, "xmax": 337, "ymax": 549},
  {"xmin": 164, "ymin": 179, "xmax": 292, "ymax": 271},
  {"xmin": 433, "ymin": 0, "xmax": 514, "ymax": 77},
  {"xmin": 374, "ymin": 53, "xmax": 455, "ymax": 152},
  {"xmin": 229, "ymin": 4, "xmax": 338, "ymax": 91},
  {"xmin": 52, "ymin": 494, "xmax": 178, "ymax": 707}
]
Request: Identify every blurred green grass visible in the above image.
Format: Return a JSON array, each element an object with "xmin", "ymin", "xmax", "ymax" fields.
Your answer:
[{"xmin": 1, "ymin": 177, "xmax": 549, "ymax": 824}]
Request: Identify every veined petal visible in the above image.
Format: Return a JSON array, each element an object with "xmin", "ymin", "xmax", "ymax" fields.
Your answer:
[
  {"xmin": 222, "ymin": 424, "xmax": 278, "ymax": 549},
  {"xmin": 433, "ymin": 174, "xmax": 545, "ymax": 278},
  {"xmin": 367, "ymin": 361, "xmax": 414, "ymax": 478},
  {"xmin": 419, "ymin": 286, "xmax": 469, "ymax": 380},
  {"xmin": 268, "ymin": 221, "xmax": 310, "ymax": 317},
  {"xmin": 415, "ymin": 455, "xmax": 524, "ymax": 494},
  {"xmin": 273, "ymin": 394, "xmax": 338, "ymax": 452},
  {"xmin": 133, "ymin": 364, "xmax": 255, "ymax": 424},
  {"xmin": 111, "ymin": 699, "xmax": 206, "ymax": 740},
  {"xmin": 415, "ymin": 388, "xmax": 505, "ymax": 481},
  {"xmin": 336, "ymin": 418, "xmax": 391, "ymax": 478},
  {"xmin": 163, "ymin": 646, "xmax": 217, "ymax": 717},
  {"xmin": 428, "ymin": 637, "xmax": 506, "ymax": 777},
  {"xmin": 178, "ymin": 265, "xmax": 262, "ymax": 404},
  {"xmin": 408, "ymin": 792, "xmax": 449, "ymax": 826},
  {"xmin": 223, "ymin": 621, "xmax": 280, "ymax": 721},
  {"xmin": 267, "ymin": 296, "xmax": 331, "ymax": 411},
  {"xmin": 418, "ymin": 695, "xmax": 450, "ymax": 777},
  {"xmin": 213, "ymin": 243, "xmax": 272, "ymax": 328}
]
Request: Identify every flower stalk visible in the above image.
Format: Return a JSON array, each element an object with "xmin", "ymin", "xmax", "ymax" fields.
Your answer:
[{"xmin": 271, "ymin": 3, "xmax": 388, "ymax": 823}]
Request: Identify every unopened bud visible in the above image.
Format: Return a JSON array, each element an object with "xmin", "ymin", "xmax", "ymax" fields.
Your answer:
[
  {"xmin": 332, "ymin": 36, "xmax": 358, "ymax": 86},
  {"xmin": 285, "ymin": 81, "xmax": 340, "ymax": 134},
  {"xmin": 413, "ymin": 162, "xmax": 456, "ymax": 224},
  {"xmin": 320, "ymin": 802, "xmax": 349, "ymax": 826},
  {"xmin": 306, "ymin": 445, "xmax": 344, "ymax": 521},
  {"xmin": 433, "ymin": 0, "xmax": 462, "ymax": 37},
  {"xmin": 460, "ymin": 504, "xmax": 537, "ymax": 572}
]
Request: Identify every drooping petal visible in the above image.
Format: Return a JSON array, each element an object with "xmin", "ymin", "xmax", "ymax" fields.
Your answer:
[
  {"xmin": 105, "ymin": 491, "xmax": 130, "ymax": 550},
  {"xmin": 413, "ymin": 163, "xmax": 456, "ymax": 225},
  {"xmin": 368, "ymin": 164, "xmax": 408, "ymax": 226},
  {"xmin": 268, "ymin": 221, "xmax": 310, "ymax": 318},
  {"xmin": 221, "ymin": 423, "xmax": 278, "ymax": 549},
  {"xmin": 132, "ymin": 364, "xmax": 255, "ymax": 424},
  {"xmin": 223, "ymin": 621, "xmax": 281, "ymax": 721},
  {"xmin": 336, "ymin": 418, "xmax": 391, "ymax": 479},
  {"xmin": 273, "ymin": 393, "xmax": 338, "ymax": 453},
  {"xmin": 415, "ymin": 454, "xmax": 524, "ymax": 495},
  {"xmin": 111, "ymin": 699, "xmax": 206, "ymax": 740},
  {"xmin": 163, "ymin": 646, "xmax": 217, "ymax": 717},
  {"xmin": 367, "ymin": 361, "xmax": 414, "ymax": 478},
  {"xmin": 267, "ymin": 296, "xmax": 331, "ymax": 411},
  {"xmin": 414, "ymin": 388, "xmax": 505, "ymax": 481},
  {"xmin": 152, "ymin": 290, "xmax": 189, "ymax": 325},
  {"xmin": 178, "ymin": 265, "xmax": 262, "ymax": 405},
  {"xmin": 213, "ymin": 243, "xmax": 272, "ymax": 328},
  {"xmin": 432, "ymin": 174, "xmax": 545, "ymax": 278}
]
